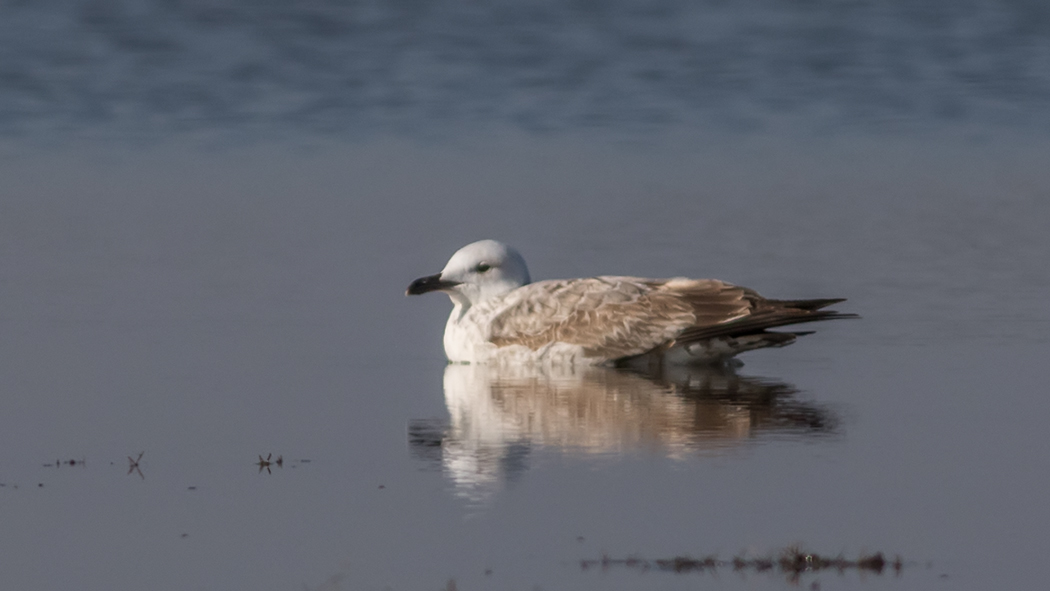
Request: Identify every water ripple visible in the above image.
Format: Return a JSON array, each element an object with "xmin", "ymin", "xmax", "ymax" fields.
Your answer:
[{"xmin": 2, "ymin": 1, "xmax": 1049, "ymax": 138}]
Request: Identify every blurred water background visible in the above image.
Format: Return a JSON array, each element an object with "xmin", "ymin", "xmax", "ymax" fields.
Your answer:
[{"xmin": 1, "ymin": 2, "xmax": 1049, "ymax": 590}]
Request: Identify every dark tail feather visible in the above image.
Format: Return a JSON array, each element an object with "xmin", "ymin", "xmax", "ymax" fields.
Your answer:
[
  {"xmin": 769, "ymin": 297, "xmax": 848, "ymax": 311},
  {"xmin": 677, "ymin": 305, "xmax": 858, "ymax": 343}
]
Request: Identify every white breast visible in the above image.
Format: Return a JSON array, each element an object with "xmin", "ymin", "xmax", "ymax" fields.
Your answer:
[{"xmin": 443, "ymin": 303, "xmax": 494, "ymax": 363}]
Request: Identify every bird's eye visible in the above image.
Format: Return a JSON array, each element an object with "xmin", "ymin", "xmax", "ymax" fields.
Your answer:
[{"xmin": 474, "ymin": 263, "xmax": 491, "ymax": 273}]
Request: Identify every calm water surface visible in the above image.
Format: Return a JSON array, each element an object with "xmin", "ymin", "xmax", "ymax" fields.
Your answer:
[{"xmin": 1, "ymin": 3, "xmax": 1049, "ymax": 590}]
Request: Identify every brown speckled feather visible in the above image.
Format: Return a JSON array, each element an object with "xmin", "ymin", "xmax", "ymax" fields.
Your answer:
[{"xmin": 488, "ymin": 276, "xmax": 779, "ymax": 361}]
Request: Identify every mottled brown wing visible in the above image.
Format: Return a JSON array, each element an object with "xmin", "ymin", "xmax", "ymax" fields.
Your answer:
[{"xmin": 487, "ymin": 277, "xmax": 756, "ymax": 360}]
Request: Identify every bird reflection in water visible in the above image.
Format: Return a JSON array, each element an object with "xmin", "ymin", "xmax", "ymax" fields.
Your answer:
[{"xmin": 409, "ymin": 364, "xmax": 837, "ymax": 503}]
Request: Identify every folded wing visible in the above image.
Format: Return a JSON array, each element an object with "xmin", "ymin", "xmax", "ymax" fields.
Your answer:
[{"xmin": 488, "ymin": 277, "xmax": 773, "ymax": 361}]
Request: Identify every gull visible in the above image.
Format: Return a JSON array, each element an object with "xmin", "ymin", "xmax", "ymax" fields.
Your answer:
[{"xmin": 407, "ymin": 240, "xmax": 855, "ymax": 366}]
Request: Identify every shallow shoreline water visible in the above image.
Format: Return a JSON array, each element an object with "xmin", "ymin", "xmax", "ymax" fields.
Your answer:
[{"xmin": 2, "ymin": 3, "xmax": 1049, "ymax": 589}]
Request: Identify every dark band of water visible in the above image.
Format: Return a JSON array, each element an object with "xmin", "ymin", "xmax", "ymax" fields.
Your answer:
[{"xmin": 3, "ymin": 1, "xmax": 1049, "ymax": 138}]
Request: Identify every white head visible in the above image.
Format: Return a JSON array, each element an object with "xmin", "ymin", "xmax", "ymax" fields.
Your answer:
[{"xmin": 406, "ymin": 240, "xmax": 531, "ymax": 307}]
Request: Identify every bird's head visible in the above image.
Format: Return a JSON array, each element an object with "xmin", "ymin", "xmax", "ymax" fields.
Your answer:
[{"xmin": 406, "ymin": 239, "xmax": 531, "ymax": 307}]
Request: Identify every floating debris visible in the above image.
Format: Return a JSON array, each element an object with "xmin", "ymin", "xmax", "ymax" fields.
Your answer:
[
  {"xmin": 43, "ymin": 457, "xmax": 87, "ymax": 468},
  {"xmin": 127, "ymin": 452, "xmax": 145, "ymax": 479},
  {"xmin": 581, "ymin": 547, "xmax": 903, "ymax": 581},
  {"xmin": 256, "ymin": 454, "xmax": 311, "ymax": 473},
  {"xmin": 257, "ymin": 454, "xmax": 274, "ymax": 474}
]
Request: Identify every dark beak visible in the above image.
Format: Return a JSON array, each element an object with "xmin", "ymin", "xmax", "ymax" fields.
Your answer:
[{"xmin": 406, "ymin": 273, "xmax": 460, "ymax": 296}]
